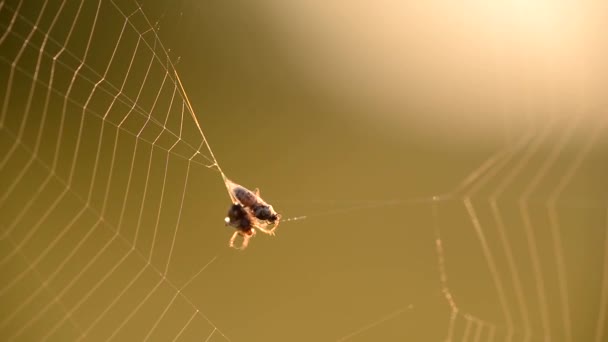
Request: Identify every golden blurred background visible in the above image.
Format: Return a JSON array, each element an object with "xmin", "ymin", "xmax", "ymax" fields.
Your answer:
[{"xmin": 0, "ymin": 0, "xmax": 607, "ymax": 341}]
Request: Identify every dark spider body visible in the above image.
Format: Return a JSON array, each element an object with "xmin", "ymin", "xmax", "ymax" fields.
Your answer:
[
  {"xmin": 225, "ymin": 204, "xmax": 257, "ymax": 250},
  {"xmin": 225, "ymin": 204, "xmax": 254, "ymax": 234}
]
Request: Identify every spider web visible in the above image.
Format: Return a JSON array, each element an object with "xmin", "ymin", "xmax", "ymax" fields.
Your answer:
[
  {"xmin": 1, "ymin": 1, "xmax": 608, "ymax": 342},
  {"xmin": 0, "ymin": 1, "xmax": 229, "ymax": 340}
]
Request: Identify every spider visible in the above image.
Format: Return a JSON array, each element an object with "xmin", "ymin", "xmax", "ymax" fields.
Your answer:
[
  {"xmin": 225, "ymin": 179, "xmax": 281, "ymax": 233},
  {"xmin": 224, "ymin": 203, "xmax": 279, "ymax": 249},
  {"xmin": 224, "ymin": 203, "xmax": 257, "ymax": 250}
]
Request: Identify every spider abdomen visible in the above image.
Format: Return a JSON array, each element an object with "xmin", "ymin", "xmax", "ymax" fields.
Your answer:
[{"xmin": 225, "ymin": 204, "xmax": 254, "ymax": 233}]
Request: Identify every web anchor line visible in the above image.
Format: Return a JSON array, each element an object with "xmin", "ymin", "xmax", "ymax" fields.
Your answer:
[{"xmin": 173, "ymin": 68, "xmax": 232, "ymax": 195}]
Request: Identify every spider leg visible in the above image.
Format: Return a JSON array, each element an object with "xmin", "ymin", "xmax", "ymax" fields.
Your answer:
[
  {"xmin": 254, "ymin": 188, "xmax": 260, "ymax": 196},
  {"xmin": 255, "ymin": 224, "xmax": 276, "ymax": 236},
  {"xmin": 240, "ymin": 233, "xmax": 252, "ymax": 249},
  {"xmin": 261, "ymin": 214, "xmax": 281, "ymax": 235},
  {"xmin": 229, "ymin": 231, "xmax": 239, "ymax": 249},
  {"xmin": 271, "ymin": 216, "xmax": 281, "ymax": 231}
]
